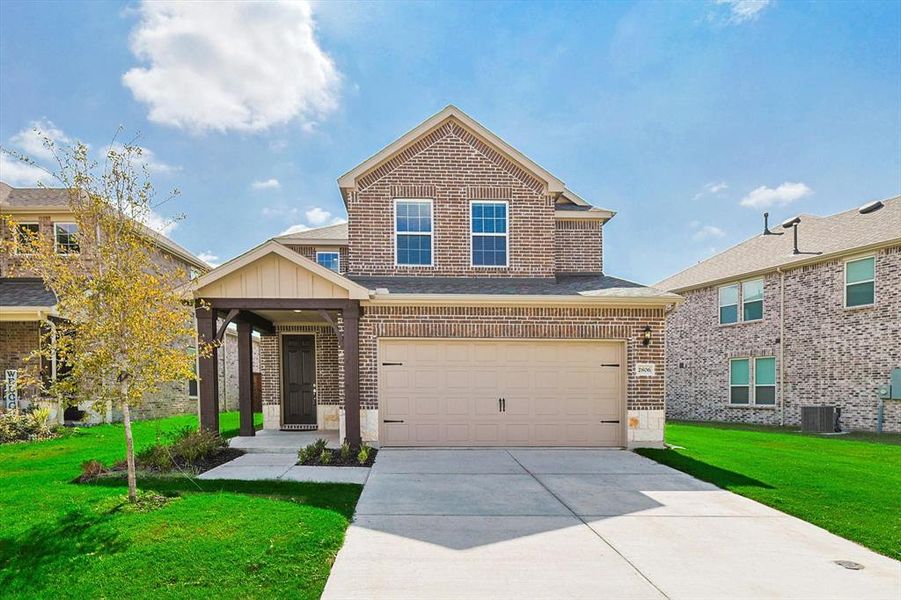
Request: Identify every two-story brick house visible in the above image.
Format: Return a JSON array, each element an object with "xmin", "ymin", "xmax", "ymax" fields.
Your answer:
[
  {"xmin": 191, "ymin": 106, "xmax": 681, "ymax": 448},
  {"xmin": 657, "ymin": 197, "xmax": 900, "ymax": 432},
  {"xmin": 0, "ymin": 182, "xmax": 255, "ymax": 423}
]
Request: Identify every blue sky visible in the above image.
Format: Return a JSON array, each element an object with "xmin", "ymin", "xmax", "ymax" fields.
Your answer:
[{"xmin": 1, "ymin": 0, "xmax": 899, "ymax": 283}]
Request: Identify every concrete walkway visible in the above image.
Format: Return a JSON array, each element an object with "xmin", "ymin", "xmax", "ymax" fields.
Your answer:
[
  {"xmin": 323, "ymin": 449, "xmax": 900, "ymax": 599},
  {"xmin": 198, "ymin": 452, "xmax": 369, "ymax": 484}
]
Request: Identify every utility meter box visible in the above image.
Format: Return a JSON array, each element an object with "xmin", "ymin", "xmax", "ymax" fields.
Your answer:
[
  {"xmin": 877, "ymin": 384, "xmax": 891, "ymax": 399},
  {"xmin": 892, "ymin": 368, "xmax": 901, "ymax": 400}
]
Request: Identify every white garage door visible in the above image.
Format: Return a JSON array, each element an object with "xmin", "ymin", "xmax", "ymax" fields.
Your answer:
[{"xmin": 378, "ymin": 339, "xmax": 624, "ymax": 447}]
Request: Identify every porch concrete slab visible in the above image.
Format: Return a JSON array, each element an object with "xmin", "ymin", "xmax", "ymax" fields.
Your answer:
[
  {"xmin": 586, "ymin": 514, "xmax": 901, "ymax": 600},
  {"xmin": 323, "ymin": 515, "xmax": 664, "ymax": 600},
  {"xmin": 509, "ymin": 448, "xmax": 674, "ymax": 474},
  {"xmin": 357, "ymin": 473, "xmax": 570, "ymax": 516},
  {"xmin": 281, "ymin": 466, "xmax": 370, "ymax": 484},
  {"xmin": 371, "ymin": 449, "xmax": 523, "ymax": 474},
  {"xmin": 197, "ymin": 464, "xmax": 291, "ymax": 480},
  {"xmin": 222, "ymin": 453, "xmax": 299, "ymax": 467},
  {"xmin": 228, "ymin": 429, "xmax": 339, "ymax": 454}
]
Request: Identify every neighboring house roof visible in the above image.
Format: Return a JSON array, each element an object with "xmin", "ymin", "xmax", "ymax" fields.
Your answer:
[
  {"xmin": 0, "ymin": 277, "xmax": 57, "ymax": 307},
  {"xmin": 656, "ymin": 196, "xmax": 901, "ymax": 292},
  {"xmin": 350, "ymin": 274, "xmax": 680, "ymax": 304},
  {"xmin": 0, "ymin": 182, "xmax": 209, "ymax": 271},
  {"xmin": 273, "ymin": 222, "xmax": 348, "ymax": 245}
]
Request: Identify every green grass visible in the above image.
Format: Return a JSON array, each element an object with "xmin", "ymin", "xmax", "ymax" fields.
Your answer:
[
  {"xmin": 0, "ymin": 411, "xmax": 362, "ymax": 599},
  {"xmin": 637, "ymin": 420, "xmax": 901, "ymax": 560}
]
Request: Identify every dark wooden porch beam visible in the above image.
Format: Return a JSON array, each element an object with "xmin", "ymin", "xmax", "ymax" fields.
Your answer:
[
  {"xmin": 234, "ymin": 310, "xmax": 275, "ymax": 335},
  {"xmin": 236, "ymin": 321, "xmax": 255, "ymax": 437},
  {"xmin": 195, "ymin": 307, "xmax": 219, "ymax": 433},
  {"xmin": 342, "ymin": 302, "xmax": 361, "ymax": 446}
]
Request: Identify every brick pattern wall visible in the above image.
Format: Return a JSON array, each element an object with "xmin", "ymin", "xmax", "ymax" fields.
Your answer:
[
  {"xmin": 0, "ymin": 320, "xmax": 40, "ymax": 405},
  {"xmin": 665, "ymin": 245, "xmax": 901, "ymax": 432},
  {"xmin": 555, "ymin": 220, "xmax": 603, "ymax": 273},
  {"xmin": 216, "ymin": 332, "xmax": 261, "ymax": 412},
  {"xmin": 1, "ymin": 216, "xmax": 54, "ymax": 277},
  {"xmin": 359, "ymin": 304, "xmax": 666, "ymax": 411},
  {"xmin": 284, "ymin": 245, "xmax": 348, "ymax": 274},
  {"xmin": 347, "ymin": 120, "xmax": 557, "ymax": 278}
]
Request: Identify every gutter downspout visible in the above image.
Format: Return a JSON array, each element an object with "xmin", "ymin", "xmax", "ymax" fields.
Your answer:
[{"xmin": 777, "ymin": 267, "xmax": 786, "ymax": 427}]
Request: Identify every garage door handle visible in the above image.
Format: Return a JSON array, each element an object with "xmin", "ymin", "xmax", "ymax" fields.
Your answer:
[
  {"xmin": 601, "ymin": 363, "xmax": 620, "ymax": 367},
  {"xmin": 383, "ymin": 419, "xmax": 404, "ymax": 423},
  {"xmin": 382, "ymin": 362, "xmax": 403, "ymax": 366},
  {"xmin": 600, "ymin": 420, "xmax": 620, "ymax": 424}
]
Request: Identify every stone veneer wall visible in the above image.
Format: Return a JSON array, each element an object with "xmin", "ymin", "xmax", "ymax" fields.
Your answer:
[
  {"xmin": 665, "ymin": 244, "xmax": 901, "ymax": 432},
  {"xmin": 555, "ymin": 220, "xmax": 603, "ymax": 273}
]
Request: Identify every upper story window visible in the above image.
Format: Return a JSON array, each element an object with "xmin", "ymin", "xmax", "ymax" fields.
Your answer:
[
  {"xmin": 845, "ymin": 256, "xmax": 875, "ymax": 308},
  {"xmin": 14, "ymin": 223, "xmax": 40, "ymax": 254},
  {"xmin": 729, "ymin": 356, "xmax": 776, "ymax": 406},
  {"xmin": 719, "ymin": 278, "xmax": 763, "ymax": 324},
  {"xmin": 54, "ymin": 223, "xmax": 79, "ymax": 254},
  {"xmin": 316, "ymin": 251, "xmax": 341, "ymax": 272},
  {"xmin": 471, "ymin": 201, "xmax": 508, "ymax": 267},
  {"xmin": 395, "ymin": 199, "xmax": 432, "ymax": 266}
]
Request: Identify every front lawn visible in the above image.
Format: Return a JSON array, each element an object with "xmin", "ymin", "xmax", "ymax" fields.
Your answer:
[
  {"xmin": 637, "ymin": 421, "xmax": 901, "ymax": 560},
  {"xmin": 0, "ymin": 411, "xmax": 361, "ymax": 599}
]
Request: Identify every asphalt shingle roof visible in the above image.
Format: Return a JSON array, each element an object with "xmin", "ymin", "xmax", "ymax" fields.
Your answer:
[
  {"xmin": 656, "ymin": 196, "xmax": 901, "ymax": 292},
  {"xmin": 275, "ymin": 222, "xmax": 348, "ymax": 244},
  {"xmin": 0, "ymin": 278, "xmax": 57, "ymax": 308}
]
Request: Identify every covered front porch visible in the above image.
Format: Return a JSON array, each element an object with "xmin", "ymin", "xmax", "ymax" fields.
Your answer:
[{"xmin": 191, "ymin": 241, "xmax": 371, "ymax": 446}]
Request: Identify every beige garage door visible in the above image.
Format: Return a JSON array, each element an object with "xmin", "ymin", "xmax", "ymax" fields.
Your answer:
[{"xmin": 378, "ymin": 339, "xmax": 624, "ymax": 447}]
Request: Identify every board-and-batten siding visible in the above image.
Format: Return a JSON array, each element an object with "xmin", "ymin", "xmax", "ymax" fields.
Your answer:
[{"xmin": 199, "ymin": 253, "xmax": 351, "ymax": 299}]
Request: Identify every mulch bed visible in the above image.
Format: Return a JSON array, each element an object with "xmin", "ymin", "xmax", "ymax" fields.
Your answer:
[{"xmin": 297, "ymin": 447, "xmax": 378, "ymax": 468}]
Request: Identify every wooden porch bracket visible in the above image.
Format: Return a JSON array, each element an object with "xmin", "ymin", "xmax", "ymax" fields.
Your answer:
[
  {"xmin": 317, "ymin": 309, "xmax": 344, "ymax": 347},
  {"xmin": 215, "ymin": 309, "xmax": 240, "ymax": 342}
]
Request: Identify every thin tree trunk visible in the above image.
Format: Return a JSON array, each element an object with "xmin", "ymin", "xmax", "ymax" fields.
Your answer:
[{"xmin": 122, "ymin": 401, "xmax": 137, "ymax": 502}]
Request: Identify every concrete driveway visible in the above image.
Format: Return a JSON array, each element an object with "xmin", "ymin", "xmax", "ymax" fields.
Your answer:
[{"xmin": 323, "ymin": 449, "xmax": 900, "ymax": 599}]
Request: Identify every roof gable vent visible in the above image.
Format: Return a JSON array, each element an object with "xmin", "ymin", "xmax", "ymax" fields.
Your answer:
[{"xmin": 859, "ymin": 200, "xmax": 884, "ymax": 214}]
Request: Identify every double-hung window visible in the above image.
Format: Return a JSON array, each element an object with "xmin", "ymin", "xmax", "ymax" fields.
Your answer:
[
  {"xmin": 54, "ymin": 223, "xmax": 79, "ymax": 254},
  {"xmin": 471, "ymin": 201, "xmax": 508, "ymax": 267},
  {"xmin": 719, "ymin": 278, "xmax": 763, "ymax": 324},
  {"xmin": 395, "ymin": 199, "xmax": 432, "ymax": 266},
  {"xmin": 845, "ymin": 256, "xmax": 875, "ymax": 308},
  {"xmin": 15, "ymin": 223, "xmax": 40, "ymax": 254},
  {"xmin": 316, "ymin": 251, "xmax": 341, "ymax": 272},
  {"xmin": 729, "ymin": 356, "xmax": 777, "ymax": 405}
]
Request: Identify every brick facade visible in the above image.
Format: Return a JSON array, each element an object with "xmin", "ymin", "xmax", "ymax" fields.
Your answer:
[
  {"xmin": 0, "ymin": 321, "xmax": 40, "ymax": 403},
  {"xmin": 555, "ymin": 220, "xmax": 603, "ymax": 273},
  {"xmin": 665, "ymin": 244, "xmax": 901, "ymax": 432}
]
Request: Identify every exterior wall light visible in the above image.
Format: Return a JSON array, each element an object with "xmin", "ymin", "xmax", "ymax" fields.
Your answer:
[{"xmin": 642, "ymin": 325, "xmax": 652, "ymax": 347}]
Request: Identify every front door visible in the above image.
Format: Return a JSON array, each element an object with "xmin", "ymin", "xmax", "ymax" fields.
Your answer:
[{"xmin": 282, "ymin": 335, "xmax": 316, "ymax": 426}]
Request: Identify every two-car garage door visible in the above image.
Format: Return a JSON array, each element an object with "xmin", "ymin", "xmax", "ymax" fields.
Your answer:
[{"xmin": 378, "ymin": 339, "xmax": 625, "ymax": 447}]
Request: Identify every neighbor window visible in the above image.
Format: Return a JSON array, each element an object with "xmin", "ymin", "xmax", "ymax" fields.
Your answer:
[
  {"xmin": 754, "ymin": 357, "xmax": 776, "ymax": 405},
  {"xmin": 395, "ymin": 199, "xmax": 432, "ymax": 266},
  {"xmin": 316, "ymin": 251, "xmax": 341, "ymax": 272},
  {"xmin": 14, "ymin": 223, "xmax": 40, "ymax": 254},
  {"xmin": 54, "ymin": 223, "xmax": 79, "ymax": 254},
  {"xmin": 742, "ymin": 279, "xmax": 764, "ymax": 321},
  {"xmin": 729, "ymin": 358, "xmax": 750, "ymax": 404},
  {"xmin": 845, "ymin": 256, "xmax": 875, "ymax": 307},
  {"xmin": 471, "ymin": 201, "xmax": 508, "ymax": 267},
  {"xmin": 719, "ymin": 284, "xmax": 739, "ymax": 324}
]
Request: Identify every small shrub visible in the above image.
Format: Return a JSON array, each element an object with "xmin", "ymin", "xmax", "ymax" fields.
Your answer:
[
  {"xmin": 135, "ymin": 443, "xmax": 174, "ymax": 471},
  {"xmin": 31, "ymin": 406, "xmax": 51, "ymax": 429},
  {"xmin": 79, "ymin": 459, "xmax": 107, "ymax": 482},
  {"xmin": 319, "ymin": 449, "xmax": 332, "ymax": 465},
  {"xmin": 339, "ymin": 442, "xmax": 352, "ymax": 461},
  {"xmin": 0, "ymin": 409, "xmax": 55, "ymax": 444},
  {"xmin": 357, "ymin": 444, "xmax": 371, "ymax": 465},
  {"xmin": 170, "ymin": 428, "xmax": 226, "ymax": 463}
]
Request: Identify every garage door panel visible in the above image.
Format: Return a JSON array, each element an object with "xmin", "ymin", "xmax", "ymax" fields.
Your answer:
[{"xmin": 379, "ymin": 340, "xmax": 624, "ymax": 447}]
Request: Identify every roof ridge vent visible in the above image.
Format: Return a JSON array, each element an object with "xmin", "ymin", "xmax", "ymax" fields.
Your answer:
[{"xmin": 859, "ymin": 200, "xmax": 884, "ymax": 214}]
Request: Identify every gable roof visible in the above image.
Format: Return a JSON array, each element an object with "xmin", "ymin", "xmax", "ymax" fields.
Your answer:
[
  {"xmin": 338, "ymin": 105, "xmax": 566, "ymax": 195},
  {"xmin": 274, "ymin": 222, "xmax": 348, "ymax": 245},
  {"xmin": 1, "ymin": 182, "xmax": 209, "ymax": 271},
  {"xmin": 656, "ymin": 196, "xmax": 901, "ymax": 292},
  {"xmin": 0, "ymin": 277, "xmax": 57, "ymax": 308}
]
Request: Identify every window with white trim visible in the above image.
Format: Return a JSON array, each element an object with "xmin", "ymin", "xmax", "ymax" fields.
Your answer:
[
  {"xmin": 845, "ymin": 256, "xmax": 875, "ymax": 307},
  {"xmin": 14, "ymin": 223, "xmax": 39, "ymax": 254},
  {"xmin": 395, "ymin": 199, "xmax": 432, "ymax": 266},
  {"xmin": 719, "ymin": 278, "xmax": 764, "ymax": 324},
  {"xmin": 471, "ymin": 201, "xmax": 508, "ymax": 267},
  {"xmin": 316, "ymin": 251, "xmax": 341, "ymax": 272},
  {"xmin": 54, "ymin": 223, "xmax": 79, "ymax": 254},
  {"xmin": 742, "ymin": 279, "xmax": 764, "ymax": 321},
  {"xmin": 719, "ymin": 284, "xmax": 739, "ymax": 324},
  {"xmin": 729, "ymin": 356, "xmax": 777, "ymax": 405}
]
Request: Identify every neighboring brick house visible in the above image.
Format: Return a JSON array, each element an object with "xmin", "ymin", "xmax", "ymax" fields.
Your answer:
[
  {"xmin": 657, "ymin": 197, "xmax": 901, "ymax": 433},
  {"xmin": 0, "ymin": 182, "xmax": 228, "ymax": 424},
  {"xmin": 190, "ymin": 106, "xmax": 681, "ymax": 448}
]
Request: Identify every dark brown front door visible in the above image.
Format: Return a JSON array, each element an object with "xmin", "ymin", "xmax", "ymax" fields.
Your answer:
[{"xmin": 282, "ymin": 335, "xmax": 316, "ymax": 426}]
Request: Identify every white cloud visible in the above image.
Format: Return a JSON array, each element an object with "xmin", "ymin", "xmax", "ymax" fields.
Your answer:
[
  {"xmin": 280, "ymin": 223, "xmax": 311, "ymax": 236},
  {"xmin": 252, "ymin": 178, "xmax": 281, "ymax": 190},
  {"xmin": 123, "ymin": 1, "xmax": 341, "ymax": 133},
  {"xmin": 0, "ymin": 152, "xmax": 52, "ymax": 186},
  {"xmin": 140, "ymin": 209, "xmax": 178, "ymax": 235},
  {"xmin": 714, "ymin": 0, "xmax": 774, "ymax": 24},
  {"xmin": 691, "ymin": 224, "xmax": 726, "ymax": 242},
  {"xmin": 305, "ymin": 206, "xmax": 331, "ymax": 225},
  {"xmin": 740, "ymin": 182, "xmax": 812, "ymax": 209},
  {"xmin": 261, "ymin": 206, "xmax": 299, "ymax": 218},
  {"xmin": 694, "ymin": 180, "xmax": 728, "ymax": 199},
  {"xmin": 9, "ymin": 119, "xmax": 73, "ymax": 162},
  {"xmin": 197, "ymin": 251, "xmax": 219, "ymax": 267}
]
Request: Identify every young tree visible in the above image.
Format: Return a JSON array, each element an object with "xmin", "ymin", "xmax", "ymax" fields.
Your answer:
[{"xmin": 1, "ymin": 135, "xmax": 211, "ymax": 502}]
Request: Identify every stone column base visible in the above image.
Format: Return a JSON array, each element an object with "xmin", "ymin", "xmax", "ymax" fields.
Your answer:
[
  {"xmin": 262, "ymin": 404, "xmax": 280, "ymax": 430},
  {"xmin": 339, "ymin": 407, "xmax": 379, "ymax": 444},
  {"xmin": 317, "ymin": 404, "xmax": 340, "ymax": 431},
  {"xmin": 626, "ymin": 408, "xmax": 665, "ymax": 449}
]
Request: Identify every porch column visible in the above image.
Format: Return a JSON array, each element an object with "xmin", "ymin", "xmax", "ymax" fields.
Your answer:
[
  {"xmin": 343, "ymin": 302, "xmax": 362, "ymax": 446},
  {"xmin": 195, "ymin": 307, "xmax": 219, "ymax": 433},
  {"xmin": 236, "ymin": 320, "xmax": 255, "ymax": 437}
]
